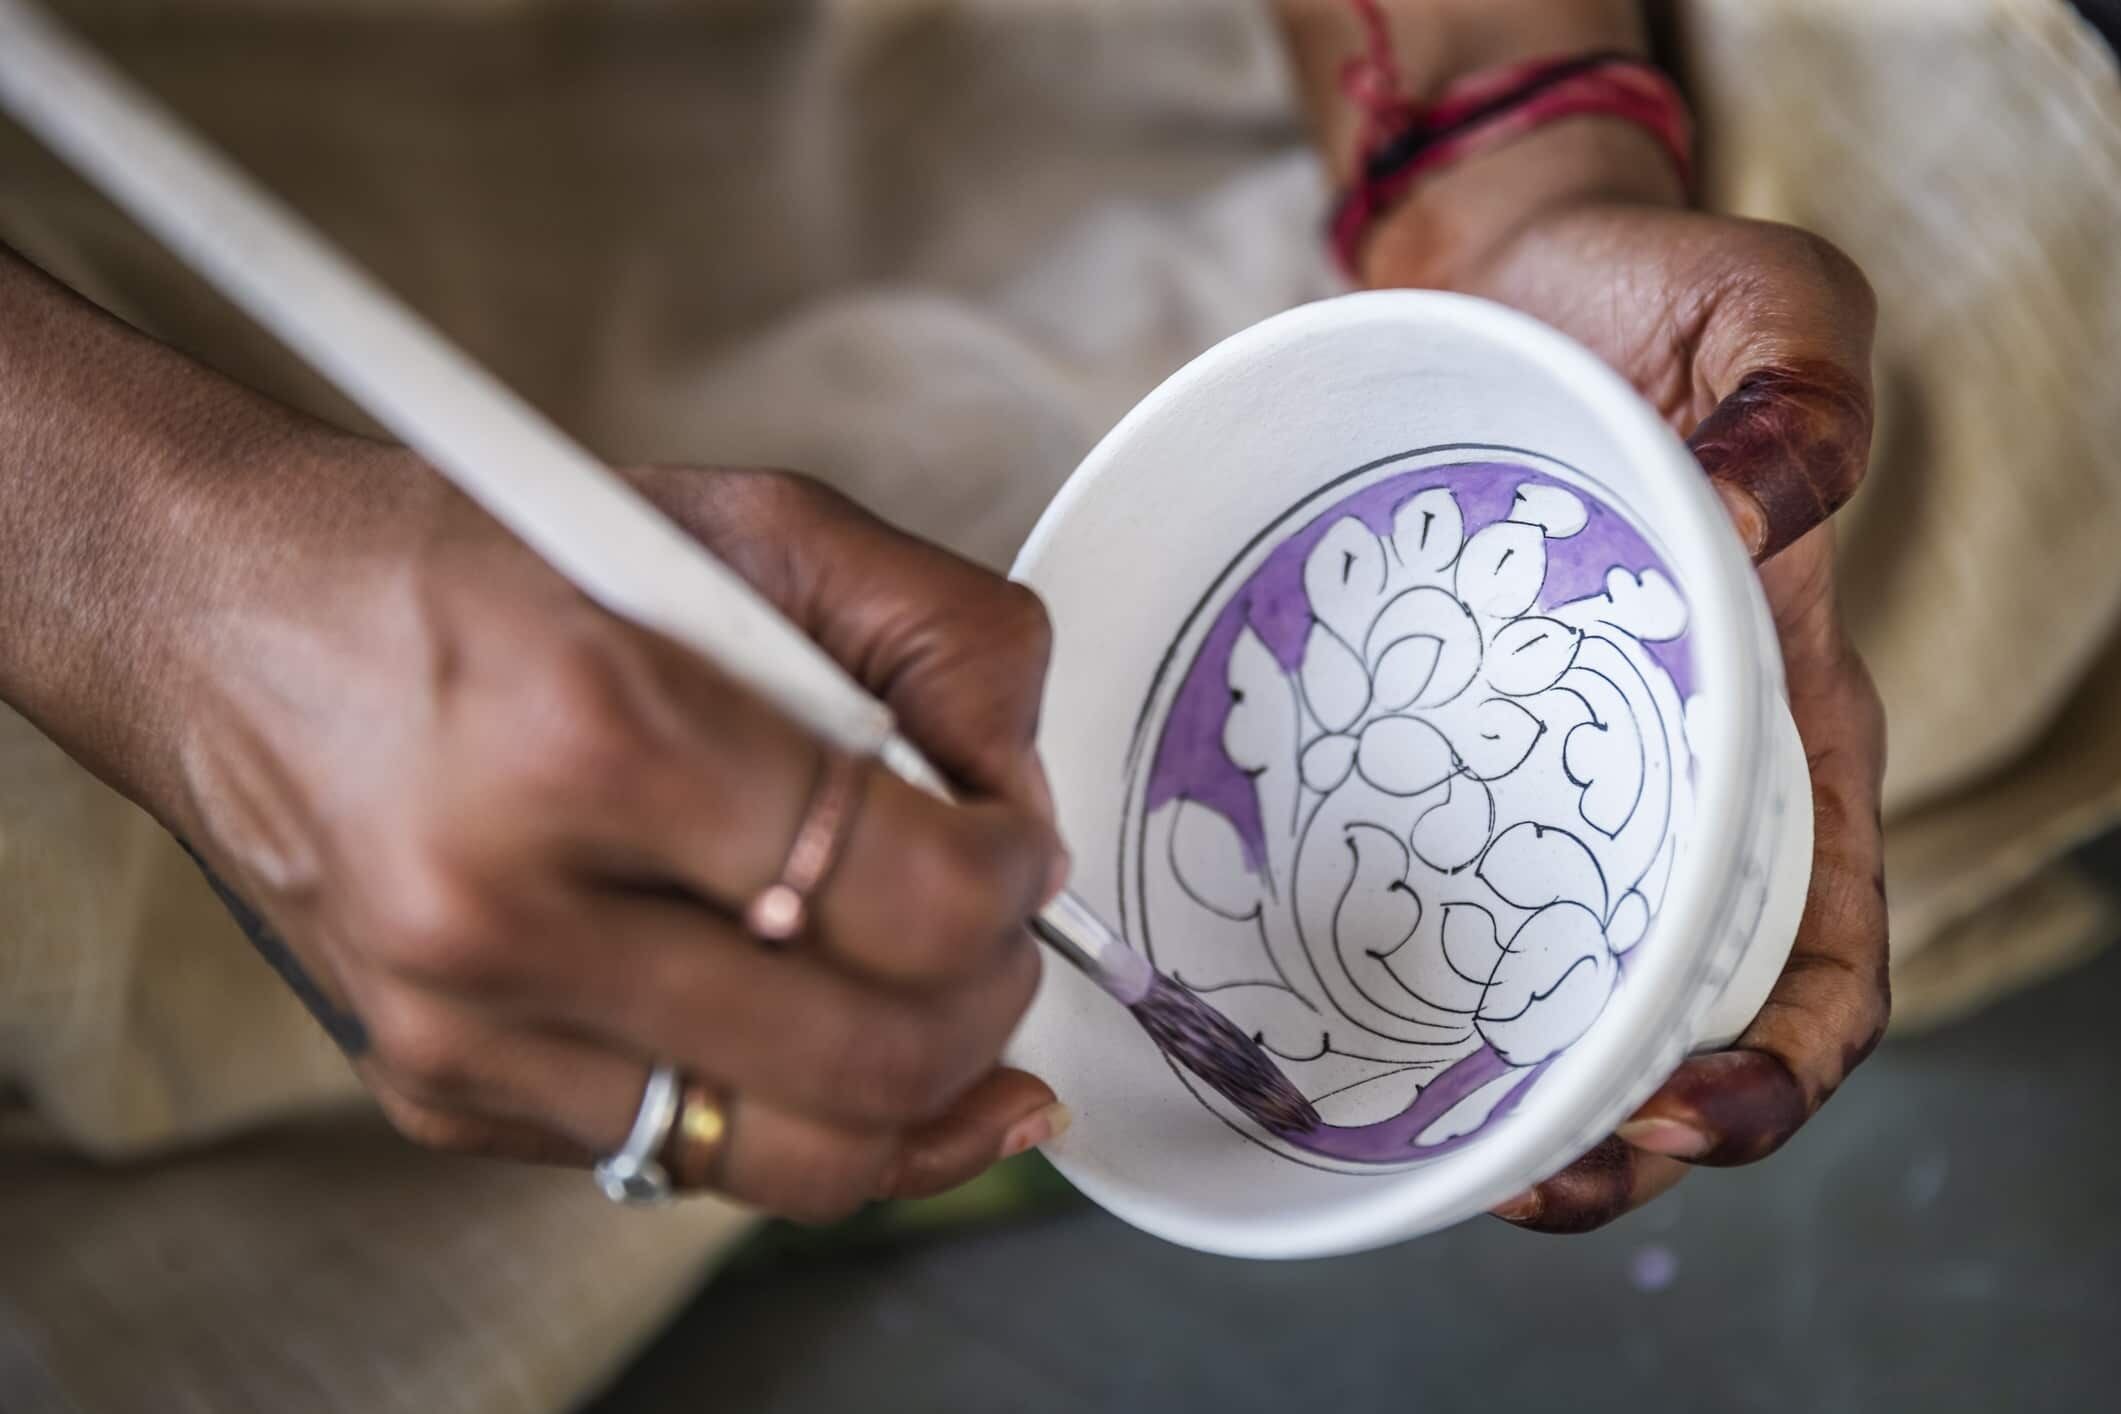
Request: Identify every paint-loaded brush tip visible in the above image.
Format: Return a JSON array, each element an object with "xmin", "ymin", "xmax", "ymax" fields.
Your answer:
[{"xmin": 1129, "ymin": 970, "xmax": 1322, "ymax": 1138}]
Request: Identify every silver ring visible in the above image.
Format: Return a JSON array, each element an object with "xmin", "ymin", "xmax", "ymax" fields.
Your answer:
[{"xmin": 594, "ymin": 1062, "xmax": 681, "ymax": 1206}]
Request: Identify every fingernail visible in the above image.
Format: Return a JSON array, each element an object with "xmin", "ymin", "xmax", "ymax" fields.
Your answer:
[
  {"xmin": 999, "ymin": 1101, "xmax": 1071, "ymax": 1159},
  {"xmin": 1491, "ymin": 1189, "xmax": 1543, "ymax": 1223},
  {"xmin": 1711, "ymin": 480, "xmax": 1770, "ymax": 558},
  {"xmin": 1618, "ymin": 1116, "xmax": 1713, "ymax": 1159}
]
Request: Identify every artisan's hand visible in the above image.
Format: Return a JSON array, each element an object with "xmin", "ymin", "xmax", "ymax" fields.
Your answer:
[
  {"xmin": 1496, "ymin": 527, "xmax": 1887, "ymax": 1231},
  {"xmin": 1271, "ymin": 0, "xmax": 1888, "ymax": 1232},
  {"xmin": 1366, "ymin": 154, "xmax": 1888, "ymax": 1233},
  {"xmin": 47, "ymin": 425, "xmax": 1065, "ymax": 1220}
]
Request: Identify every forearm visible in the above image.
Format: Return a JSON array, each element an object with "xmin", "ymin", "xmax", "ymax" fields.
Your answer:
[
  {"xmin": 0, "ymin": 244, "xmax": 378, "ymax": 818},
  {"xmin": 1273, "ymin": 0, "xmax": 1685, "ymax": 286}
]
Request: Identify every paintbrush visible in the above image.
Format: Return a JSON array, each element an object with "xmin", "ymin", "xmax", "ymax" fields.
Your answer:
[{"xmin": 0, "ymin": 0, "xmax": 1320, "ymax": 1140}]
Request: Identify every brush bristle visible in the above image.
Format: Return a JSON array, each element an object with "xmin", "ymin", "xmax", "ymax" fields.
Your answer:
[{"xmin": 1130, "ymin": 972, "xmax": 1322, "ymax": 1137}]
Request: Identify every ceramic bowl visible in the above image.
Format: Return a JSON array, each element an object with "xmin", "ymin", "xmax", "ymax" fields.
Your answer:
[{"xmin": 1007, "ymin": 291, "xmax": 1811, "ymax": 1259}]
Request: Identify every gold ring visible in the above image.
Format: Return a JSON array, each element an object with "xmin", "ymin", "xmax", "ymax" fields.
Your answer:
[
  {"xmin": 745, "ymin": 750, "xmax": 864, "ymax": 945},
  {"xmin": 661, "ymin": 1079, "xmax": 733, "ymax": 1192}
]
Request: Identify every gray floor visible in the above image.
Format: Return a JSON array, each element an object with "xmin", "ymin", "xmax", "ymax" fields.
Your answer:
[{"xmin": 595, "ymin": 897, "xmax": 2121, "ymax": 1413}]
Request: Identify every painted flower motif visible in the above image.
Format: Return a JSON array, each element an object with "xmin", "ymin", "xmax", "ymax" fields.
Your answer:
[{"xmin": 1145, "ymin": 474, "xmax": 1694, "ymax": 1146}]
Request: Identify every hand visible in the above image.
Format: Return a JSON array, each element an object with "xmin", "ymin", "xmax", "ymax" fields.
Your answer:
[
  {"xmin": 1368, "ymin": 183, "xmax": 1889, "ymax": 1232},
  {"xmin": 155, "ymin": 450, "xmax": 1067, "ymax": 1223}
]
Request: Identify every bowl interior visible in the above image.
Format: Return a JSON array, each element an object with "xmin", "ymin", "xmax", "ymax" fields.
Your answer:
[{"xmin": 1009, "ymin": 292, "xmax": 1756, "ymax": 1257}]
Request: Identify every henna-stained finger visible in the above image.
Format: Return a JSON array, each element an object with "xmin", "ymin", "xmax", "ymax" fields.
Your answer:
[
  {"xmin": 1490, "ymin": 1136, "xmax": 1691, "ymax": 1234},
  {"xmin": 1690, "ymin": 361, "xmax": 1874, "ymax": 562}
]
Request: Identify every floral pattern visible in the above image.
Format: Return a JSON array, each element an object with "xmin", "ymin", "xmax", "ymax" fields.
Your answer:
[{"xmin": 1130, "ymin": 460, "xmax": 1695, "ymax": 1167}]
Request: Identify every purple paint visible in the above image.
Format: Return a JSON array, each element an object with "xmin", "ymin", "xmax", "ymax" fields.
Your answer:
[
  {"xmin": 1145, "ymin": 462, "xmax": 1690, "ymax": 872},
  {"xmin": 1135, "ymin": 460, "xmax": 1693, "ymax": 1166},
  {"xmin": 1630, "ymin": 1243, "xmax": 1681, "ymax": 1293},
  {"xmin": 1283, "ymin": 1044, "xmax": 1551, "ymax": 1163}
]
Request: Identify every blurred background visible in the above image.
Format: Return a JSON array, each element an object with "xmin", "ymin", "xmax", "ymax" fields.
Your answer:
[{"xmin": 1, "ymin": 2, "xmax": 2116, "ymax": 1411}]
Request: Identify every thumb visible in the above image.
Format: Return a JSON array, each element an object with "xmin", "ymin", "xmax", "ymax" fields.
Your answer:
[{"xmin": 1686, "ymin": 228, "xmax": 1878, "ymax": 561}]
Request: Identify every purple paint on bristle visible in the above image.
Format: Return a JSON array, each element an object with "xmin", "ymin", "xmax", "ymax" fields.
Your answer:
[{"xmin": 1129, "ymin": 971, "xmax": 1322, "ymax": 1137}]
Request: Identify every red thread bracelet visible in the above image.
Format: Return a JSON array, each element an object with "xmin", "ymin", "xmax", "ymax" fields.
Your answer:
[{"xmin": 1330, "ymin": 3, "xmax": 1694, "ymax": 279}]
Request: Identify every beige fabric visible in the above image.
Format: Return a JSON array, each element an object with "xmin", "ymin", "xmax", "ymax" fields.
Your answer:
[
  {"xmin": 1688, "ymin": 0, "xmax": 2121, "ymax": 1025},
  {"xmin": 0, "ymin": 0, "xmax": 2116, "ymax": 1410},
  {"xmin": 0, "ymin": 1111, "xmax": 729, "ymax": 1414}
]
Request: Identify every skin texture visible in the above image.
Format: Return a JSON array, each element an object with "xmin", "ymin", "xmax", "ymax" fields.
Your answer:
[
  {"xmin": 1278, "ymin": 0, "xmax": 1890, "ymax": 1232},
  {"xmin": 0, "ymin": 248, "xmax": 1068, "ymax": 1224}
]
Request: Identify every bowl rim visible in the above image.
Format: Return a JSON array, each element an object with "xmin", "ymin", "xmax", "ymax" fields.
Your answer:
[{"xmin": 1012, "ymin": 290, "xmax": 1772, "ymax": 1258}]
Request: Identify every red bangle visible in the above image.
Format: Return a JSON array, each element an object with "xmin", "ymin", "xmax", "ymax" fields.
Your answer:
[{"xmin": 1329, "ymin": 18, "xmax": 1694, "ymax": 280}]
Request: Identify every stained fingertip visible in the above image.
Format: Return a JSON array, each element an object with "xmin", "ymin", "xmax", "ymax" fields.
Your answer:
[
  {"xmin": 1639, "ymin": 1048, "xmax": 1811, "ymax": 1167},
  {"xmin": 1510, "ymin": 1137, "xmax": 1637, "ymax": 1234},
  {"xmin": 1688, "ymin": 362, "xmax": 1873, "ymax": 560}
]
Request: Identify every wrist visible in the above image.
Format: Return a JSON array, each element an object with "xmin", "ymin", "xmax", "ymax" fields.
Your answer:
[
  {"xmin": 0, "ymin": 408, "xmax": 401, "ymax": 828},
  {"xmin": 1281, "ymin": 0, "xmax": 1651, "ymax": 183},
  {"xmin": 1358, "ymin": 113, "xmax": 1687, "ymax": 293},
  {"xmin": 0, "ymin": 250, "xmax": 435, "ymax": 824},
  {"xmin": 1280, "ymin": 2, "xmax": 1687, "ymax": 292}
]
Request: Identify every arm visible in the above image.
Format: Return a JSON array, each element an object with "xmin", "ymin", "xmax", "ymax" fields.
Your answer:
[
  {"xmin": 1273, "ymin": 4, "xmax": 1891, "ymax": 1232},
  {"xmin": 0, "ymin": 244, "xmax": 355, "ymax": 820}
]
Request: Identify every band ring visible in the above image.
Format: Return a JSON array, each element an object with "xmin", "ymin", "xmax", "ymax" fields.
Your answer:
[
  {"xmin": 593, "ymin": 1061, "xmax": 681, "ymax": 1206},
  {"xmin": 661, "ymin": 1079, "xmax": 734, "ymax": 1192},
  {"xmin": 745, "ymin": 749, "xmax": 863, "ymax": 944}
]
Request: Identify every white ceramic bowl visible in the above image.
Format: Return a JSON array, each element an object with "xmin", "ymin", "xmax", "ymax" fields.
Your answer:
[{"xmin": 1008, "ymin": 291, "xmax": 1811, "ymax": 1259}]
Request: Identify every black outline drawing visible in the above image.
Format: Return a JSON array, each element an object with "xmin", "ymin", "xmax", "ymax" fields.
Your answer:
[{"xmin": 1121, "ymin": 448, "xmax": 1694, "ymax": 1177}]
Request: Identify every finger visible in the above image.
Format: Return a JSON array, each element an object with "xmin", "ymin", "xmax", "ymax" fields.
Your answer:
[
  {"xmin": 1490, "ymin": 1136, "xmax": 1691, "ymax": 1235},
  {"xmin": 644, "ymin": 469, "xmax": 1059, "ymax": 815},
  {"xmin": 367, "ymin": 1078, "xmax": 591, "ymax": 1169},
  {"xmin": 1687, "ymin": 226, "xmax": 1877, "ymax": 560},
  {"xmin": 714, "ymin": 1093, "xmax": 899, "ymax": 1225},
  {"xmin": 511, "ymin": 623, "xmax": 1060, "ymax": 992},
  {"xmin": 1620, "ymin": 588, "xmax": 1888, "ymax": 1165},
  {"xmin": 524, "ymin": 894, "xmax": 1043, "ymax": 1130},
  {"xmin": 356, "ymin": 994, "xmax": 933, "ymax": 1225},
  {"xmin": 877, "ymin": 1068, "xmax": 1065, "ymax": 1202},
  {"xmin": 549, "ymin": 626, "xmax": 1058, "ymax": 987},
  {"xmin": 354, "ymin": 997, "xmax": 667, "ymax": 1157}
]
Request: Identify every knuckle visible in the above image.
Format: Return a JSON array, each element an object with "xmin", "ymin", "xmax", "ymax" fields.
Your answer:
[
  {"xmin": 901, "ymin": 818, "xmax": 1018, "ymax": 957},
  {"xmin": 368, "ymin": 862, "xmax": 504, "ymax": 985},
  {"xmin": 367, "ymin": 999, "xmax": 476, "ymax": 1098},
  {"xmin": 1845, "ymin": 985, "xmax": 1892, "ymax": 1074},
  {"xmin": 831, "ymin": 1008, "xmax": 957, "ymax": 1121},
  {"xmin": 995, "ymin": 581, "xmax": 1054, "ymax": 660},
  {"xmin": 1790, "ymin": 228, "xmax": 1877, "ymax": 320},
  {"xmin": 751, "ymin": 467, "xmax": 839, "ymax": 518},
  {"xmin": 778, "ymin": 1146, "xmax": 889, "ymax": 1226},
  {"xmin": 718, "ymin": 468, "xmax": 845, "ymax": 544},
  {"xmin": 990, "ymin": 941, "xmax": 1043, "ymax": 1037},
  {"xmin": 375, "ymin": 1091, "xmax": 480, "ymax": 1154},
  {"xmin": 520, "ymin": 634, "xmax": 657, "ymax": 791}
]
